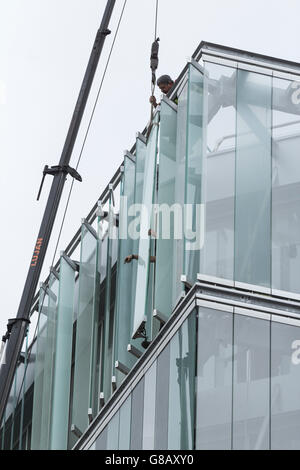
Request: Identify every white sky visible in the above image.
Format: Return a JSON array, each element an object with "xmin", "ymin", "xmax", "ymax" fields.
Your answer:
[{"xmin": 0, "ymin": 0, "xmax": 299, "ymax": 337}]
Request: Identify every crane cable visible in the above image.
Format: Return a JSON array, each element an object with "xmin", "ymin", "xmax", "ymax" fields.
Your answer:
[
  {"xmin": 149, "ymin": 0, "xmax": 160, "ymax": 133},
  {"xmin": 8, "ymin": 0, "xmax": 128, "ymax": 414}
]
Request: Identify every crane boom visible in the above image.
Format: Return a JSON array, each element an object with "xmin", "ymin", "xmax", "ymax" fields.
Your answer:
[{"xmin": 0, "ymin": 0, "xmax": 116, "ymax": 422}]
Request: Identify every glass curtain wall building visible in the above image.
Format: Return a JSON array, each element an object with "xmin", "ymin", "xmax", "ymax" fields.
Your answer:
[{"xmin": 2, "ymin": 42, "xmax": 300, "ymax": 450}]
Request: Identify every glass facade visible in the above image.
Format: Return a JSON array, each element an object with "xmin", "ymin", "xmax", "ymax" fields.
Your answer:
[{"xmin": 4, "ymin": 44, "xmax": 300, "ymax": 451}]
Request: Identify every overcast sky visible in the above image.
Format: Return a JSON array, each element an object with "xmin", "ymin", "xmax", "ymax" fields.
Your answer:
[{"xmin": 0, "ymin": 0, "xmax": 300, "ymax": 337}]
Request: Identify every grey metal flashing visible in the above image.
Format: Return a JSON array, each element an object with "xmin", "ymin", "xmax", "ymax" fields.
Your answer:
[
  {"xmin": 161, "ymin": 96, "xmax": 178, "ymax": 112},
  {"xmin": 197, "ymin": 41, "xmax": 300, "ymax": 74},
  {"xmin": 50, "ymin": 267, "xmax": 60, "ymax": 281},
  {"xmin": 123, "ymin": 150, "xmax": 136, "ymax": 164},
  {"xmin": 153, "ymin": 309, "xmax": 168, "ymax": 325},
  {"xmin": 234, "ymin": 281, "xmax": 271, "ymax": 296},
  {"xmin": 60, "ymin": 252, "xmax": 78, "ymax": 272},
  {"xmin": 189, "ymin": 59, "xmax": 205, "ymax": 75},
  {"xmin": 197, "ymin": 273, "xmax": 234, "ymax": 288},
  {"xmin": 234, "ymin": 307, "xmax": 271, "ymax": 322},
  {"xmin": 136, "ymin": 132, "xmax": 147, "ymax": 144},
  {"xmin": 82, "ymin": 219, "xmax": 98, "ymax": 240},
  {"xmin": 196, "ymin": 281, "xmax": 300, "ymax": 317}
]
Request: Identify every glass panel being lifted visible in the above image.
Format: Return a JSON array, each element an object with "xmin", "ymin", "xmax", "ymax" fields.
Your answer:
[
  {"xmin": 71, "ymin": 222, "xmax": 99, "ymax": 437},
  {"xmin": 132, "ymin": 113, "xmax": 159, "ymax": 339},
  {"xmin": 154, "ymin": 99, "xmax": 177, "ymax": 319}
]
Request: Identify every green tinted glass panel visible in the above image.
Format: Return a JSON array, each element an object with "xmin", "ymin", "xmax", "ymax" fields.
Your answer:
[
  {"xmin": 50, "ymin": 256, "xmax": 75, "ymax": 450},
  {"xmin": 119, "ymin": 395, "xmax": 131, "ymax": 450},
  {"xmin": 271, "ymin": 320, "xmax": 300, "ymax": 449},
  {"xmin": 101, "ymin": 197, "xmax": 116, "ymax": 402},
  {"xmin": 133, "ymin": 114, "xmax": 159, "ymax": 337},
  {"xmin": 272, "ymin": 77, "xmax": 300, "ymax": 295},
  {"xmin": 173, "ymin": 84, "xmax": 187, "ymax": 305},
  {"xmin": 31, "ymin": 274, "xmax": 58, "ymax": 449},
  {"xmin": 168, "ymin": 311, "xmax": 196, "ymax": 450},
  {"xmin": 107, "ymin": 410, "xmax": 119, "ymax": 450},
  {"xmin": 114, "ymin": 156, "xmax": 138, "ymax": 386},
  {"xmin": 196, "ymin": 307, "xmax": 233, "ymax": 450},
  {"xmin": 40, "ymin": 275, "xmax": 59, "ymax": 449},
  {"xmin": 200, "ymin": 63, "xmax": 236, "ymax": 281},
  {"xmin": 72, "ymin": 223, "xmax": 99, "ymax": 435},
  {"xmin": 184, "ymin": 64, "xmax": 204, "ymax": 284},
  {"xmin": 232, "ymin": 314, "xmax": 270, "ymax": 450},
  {"xmin": 143, "ymin": 361, "xmax": 157, "ymax": 449},
  {"xmin": 131, "ymin": 137, "xmax": 147, "ymax": 319},
  {"xmin": 154, "ymin": 100, "xmax": 177, "ymax": 318},
  {"xmin": 235, "ymin": 70, "xmax": 272, "ymax": 288}
]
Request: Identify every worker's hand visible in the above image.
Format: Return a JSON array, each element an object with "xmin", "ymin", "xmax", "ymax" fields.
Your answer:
[
  {"xmin": 149, "ymin": 95, "xmax": 157, "ymax": 108},
  {"xmin": 124, "ymin": 254, "xmax": 138, "ymax": 264},
  {"xmin": 148, "ymin": 228, "xmax": 157, "ymax": 238}
]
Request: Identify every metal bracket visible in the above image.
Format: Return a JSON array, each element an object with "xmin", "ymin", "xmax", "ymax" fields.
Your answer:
[
  {"xmin": 88, "ymin": 408, "xmax": 93, "ymax": 424},
  {"xmin": 99, "ymin": 392, "xmax": 105, "ymax": 408},
  {"xmin": 115, "ymin": 360, "xmax": 130, "ymax": 376},
  {"xmin": 37, "ymin": 165, "xmax": 82, "ymax": 201},
  {"xmin": 71, "ymin": 424, "xmax": 83, "ymax": 438},
  {"xmin": 127, "ymin": 344, "xmax": 142, "ymax": 359},
  {"xmin": 112, "ymin": 376, "xmax": 117, "ymax": 392},
  {"xmin": 153, "ymin": 309, "xmax": 168, "ymax": 325}
]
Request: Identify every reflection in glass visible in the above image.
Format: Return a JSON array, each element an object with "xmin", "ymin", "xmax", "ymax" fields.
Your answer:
[
  {"xmin": 235, "ymin": 70, "xmax": 272, "ymax": 288},
  {"xmin": 200, "ymin": 63, "xmax": 236, "ymax": 281},
  {"xmin": 168, "ymin": 312, "xmax": 196, "ymax": 449},
  {"xmin": 271, "ymin": 320, "xmax": 300, "ymax": 449},
  {"xmin": 154, "ymin": 344, "xmax": 170, "ymax": 450},
  {"xmin": 133, "ymin": 114, "xmax": 159, "ymax": 337},
  {"xmin": 232, "ymin": 314, "xmax": 270, "ymax": 450},
  {"xmin": 72, "ymin": 224, "xmax": 99, "ymax": 436},
  {"xmin": 173, "ymin": 85, "xmax": 187, "ymax": 305},
  {"xmin": 196, "ymin": 307, "xmax": 233, "ymax": 450},
  {"xmin": 272, "ymin": 77, "xmax": 300, "ymax": 295},
  {"xmin": 185, "ymin": 64, "xmax": 204, "ymax": 285},
  {"xmin": 107, "ymin": 410, "xmax": 119, "ymax": 450},
  {"xmin": 119, "ymin": 395, "xmax": 131, "ymax": 450},
  {"xmin": 154, "ymin": 100, "xmax": 177, "ymax": 318},
  {"xmin": 50, "ymin": 256, "xmax": 75, "ymax": 449},
  {"xmin": 130, "ymin": 378, "xmax": 144, "ymax": 450}
]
